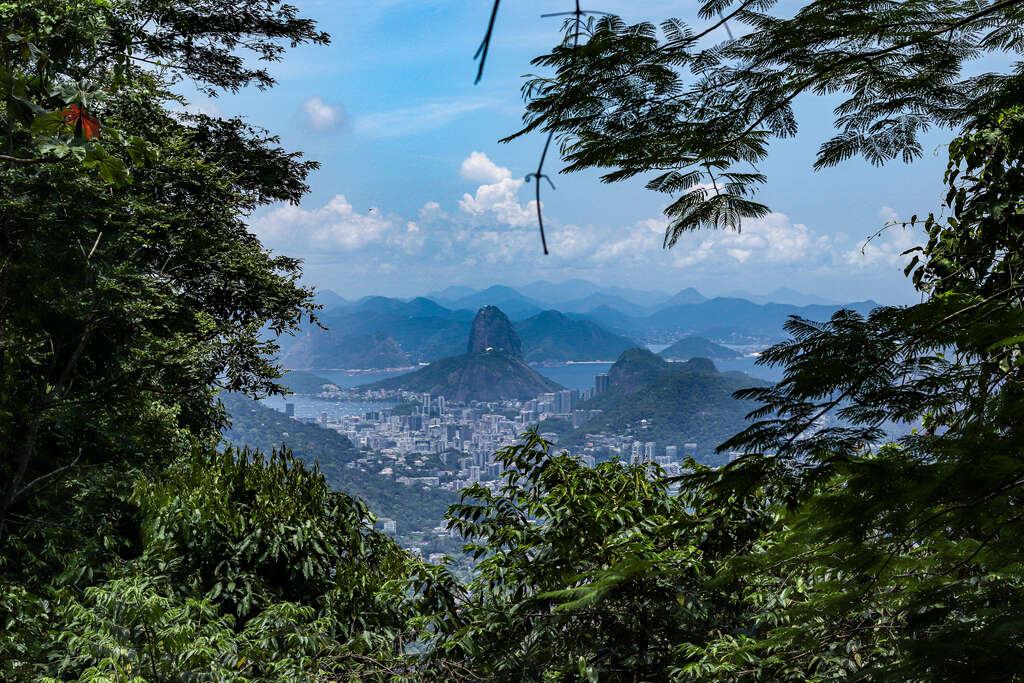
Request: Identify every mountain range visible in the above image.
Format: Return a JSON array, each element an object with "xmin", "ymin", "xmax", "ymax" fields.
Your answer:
[{"xmin": 279, "ymin": 281, "xmax": 878, "ymax": 370}]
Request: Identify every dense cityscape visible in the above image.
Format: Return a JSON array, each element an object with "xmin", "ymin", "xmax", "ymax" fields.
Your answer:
[{"xmin": 277, "ymin": 374, "xmax": 710, "ymax": 537}]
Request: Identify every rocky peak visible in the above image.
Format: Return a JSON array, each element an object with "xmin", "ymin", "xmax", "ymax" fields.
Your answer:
[{"xmin": 467, "ymin": 305, "xmax": 521, "ymax": 357}]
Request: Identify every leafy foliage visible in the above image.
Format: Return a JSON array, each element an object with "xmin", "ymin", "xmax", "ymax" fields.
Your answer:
[
  {"xmin": 417, "ymin": 430, "xmax": 758, "ymax": 680},
  {"xmin": 1, "ymin": 0, "xmax": 320, "ymax": 542},
  {"xmin": 220, "ymin": 392, "xmax": 455, "ymax": 535},
  {"xmin": 1, "ymin": 446, "xmax": 421, "ymax": 681},
  {"xmin": 510, "ymin": 0, "xmax": 1024, "ymax": 243}
]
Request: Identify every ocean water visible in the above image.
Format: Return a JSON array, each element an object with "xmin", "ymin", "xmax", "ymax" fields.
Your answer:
[
  {"xmin": 315, "ymin": 369, "xmax": 410, "ymax": 388},
  {"xmin": 534, "ymin": 363, "xmax": 614, "ymax": 391},
  {"xmin": 259, "ymin": 394, "xmax": 396, "ymax": 421}
]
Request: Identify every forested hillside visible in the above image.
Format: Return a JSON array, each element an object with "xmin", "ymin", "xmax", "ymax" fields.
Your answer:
[
  {"xmin": 220, "ymin": 393, "xmax": 453, "ymax": 533},
  {"xmin": 564, "ymin": 355, "xmax": 765, "ymax": 464}
]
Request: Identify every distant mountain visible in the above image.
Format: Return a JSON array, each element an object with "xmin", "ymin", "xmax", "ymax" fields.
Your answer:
[
  {"xmin": 363, "ymin": 352, "xmax": 563, "ymax": 402},
  {"xmin": 658, "ymin": 287, "xmax": 707, "ymax": 308},
  {"xmin": 659, "ymin": 336, "xmax": 741, "ymax": 361},
  {"xmin": 427, "ymin": 285, "xmax": 477, "ymax": 302},
  {"xmin": 517, "ymin": 279, "xmax": 670, "ymax": 308},
  {"xmin": 723, "ymin": 287, "xmax": 839, "ymax": 307},
  {"xmin": 556, "ymin": 293, "xmax": 652, "ymax": 316},
  {"xmin": 360, "ymin": 307, "xmax": 563, "ymax": 402},
  {"xmin": 468, "ymin": 305, "xmax": 522, "ymax": 356},
  {"xmin": 515, "ymin": 311, "xmax": 639, "ymax": 363},
  {"xmin": 280, "ymin": 370, "xmax": 339, "ymax": 394},
  {"xmin": 449, "ymin": 286, "xmax": 544, "ymax": 319},
  {"xmin": 313, "ymin": 288, "xmax": 348, "ymax": 311},
  {"xmin": 583, "ymin": 297, "xmax": 879, "ymax": 341},
  {"xmin": 282, "ymin": 297, "xmax": 471, "ymax": 368},
  {"xmin": 352, "ymin": 295, "xmax": 455, "ymax": 319},
  {"xmin": 282, "ymin": 330, "xmax": 412, "ymax": 370},
  {"xmin": 220, "ymin": 392, "xmax": 454, "ymax": 534},
  {"xmin": 562, "ymin": 352, "xmax": 766, "ymax": 464}
]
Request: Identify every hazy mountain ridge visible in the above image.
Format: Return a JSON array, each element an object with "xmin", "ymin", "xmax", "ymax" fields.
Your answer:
[
  {"xmin": 659, "ymin": 336, "xmax": 742, "ymax": 361},
  {"xmin": 515, "ymin": 311, "xmax": 639, "ymax": 363},
  {"xmin": 284, "ymin": 283, "xmax": 878, "ymax": 369}
]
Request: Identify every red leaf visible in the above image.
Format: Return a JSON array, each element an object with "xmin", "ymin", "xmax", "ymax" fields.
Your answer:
[{"xmin": 61, "ymin": 104, "xmax": 101, "ymax": 140}]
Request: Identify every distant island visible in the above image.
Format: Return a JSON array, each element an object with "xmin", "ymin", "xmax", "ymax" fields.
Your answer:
[{"xmin": 659, "ymin": 336, "xmax": 742, "ymax": 361}]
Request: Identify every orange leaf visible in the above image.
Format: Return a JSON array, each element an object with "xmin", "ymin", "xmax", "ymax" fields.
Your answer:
[{"xmin": 61, "ymin": 104, "xmax": 101, "ymax": 140}]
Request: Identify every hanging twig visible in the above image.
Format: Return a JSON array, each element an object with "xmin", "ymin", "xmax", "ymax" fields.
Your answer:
[
  {"xmin": 473, "ymin": 1, "xmax": 502, "ymax": 85},
  {"xmin": 525, "ymin": 1, "xmax": 611, "ymax": 255},
  {"xmin": 473, "ymin": 0, "xmax": 611, "ymax": 255}
]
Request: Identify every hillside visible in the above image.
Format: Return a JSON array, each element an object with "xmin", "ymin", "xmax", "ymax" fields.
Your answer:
[
  {"xmin": 588, "ymin": 348, "xmax": 676, "ymax": 409},
  {"xmin": 515, "ymin": 310, "xmax": 639, "ymax": 362},
  {"xmin": 220, "ymin": 392, "xmax": 454, "ymax": 533},
  {"xmin": 280, "ymin": 370, "xmax": 339, "ymax": 394},
  {"xmin": 563, "ymin": 354, "xmax": 766, "ymax": 465},
  {"xmin": 283, "ymin": 330, "xmax": 413, "ymax": 369},
  {"xmin": 659, "ymin": 336, "xmax": 741, "ymax": 361}
]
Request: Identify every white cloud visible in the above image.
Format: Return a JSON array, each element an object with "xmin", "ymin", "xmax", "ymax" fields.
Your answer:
[
  {"xmin": 837, "ymin": 206, "xmax": 920, "ymax": 269},
  {"xmin": 845, "ymin": 226, "xmax": 918, "ymax": 269},
  {"xmin": 879, "ymin": 205, "xmax": 900, "ymax": 222},
  {"xmin": 460, "ymin": 151, "xmax": 509, "ymax": 184},
  {"xmin": 249, "ymin": 162, "xmax": 918, "ymax": 302},
  {"xmin": 251, "ymin": 194, "xmax": 409, "ymax": 253},
  {"xmin": 354, "ymin": 98, "xmax": 494, "ymax": 139},
  {"xmin": 300, "ymin": 96, "xmax": 346, "ymax": 132},
  {"xmin": 457, "ymin": 152, "xmax": 536, "ymax": 227}
]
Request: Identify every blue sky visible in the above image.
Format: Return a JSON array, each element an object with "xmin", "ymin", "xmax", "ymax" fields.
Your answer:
[{"xmin": 190, "ymin": 1, "xmax": 962, "ymax": 304}]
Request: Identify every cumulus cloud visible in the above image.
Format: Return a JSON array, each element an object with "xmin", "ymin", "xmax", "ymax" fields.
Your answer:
[
  {"xmin": 248, "ymin": 155, "xmax": 919, "ymax": 301},
  {"xmin": 460, "ymin": 151, "xmax": 509, "ymax": 184},
  {"xmin": 457, "ymin": 152, "xmax": 536, "ymax": 227},
  {"xmin": 300, "ymin": 96, "xmax": 346, "ymax": 132},
  {"xmin": 250, "ymin": 194, "xmax": 415, "ymax": 254}
]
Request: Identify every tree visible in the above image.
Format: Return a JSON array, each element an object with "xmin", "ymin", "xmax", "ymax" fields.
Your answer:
[
  {"xmin": 1, "ymin": 446, "xmax": 421, "ymax": 681},
  {"xmin": 509, "ymin": 0, "xmax": 1024, "ymax": 242},
  {"xmin": 415, "ymin": 430, "xmax": 759, "ymax": 680},
  {"xmin": 0, "ymin": 1, "xmax": 436, "ymax": 677},
  {"xmin": 421, "ymin": 3, "xmax": 1024, "ymax": 678},
  {"xmin": 0, "ymin": 0, "xmax": 325, "ymax": 541},
  {"xmin": 676, "ymin": 105, "xmax": 1024, "ymax": 679}
]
